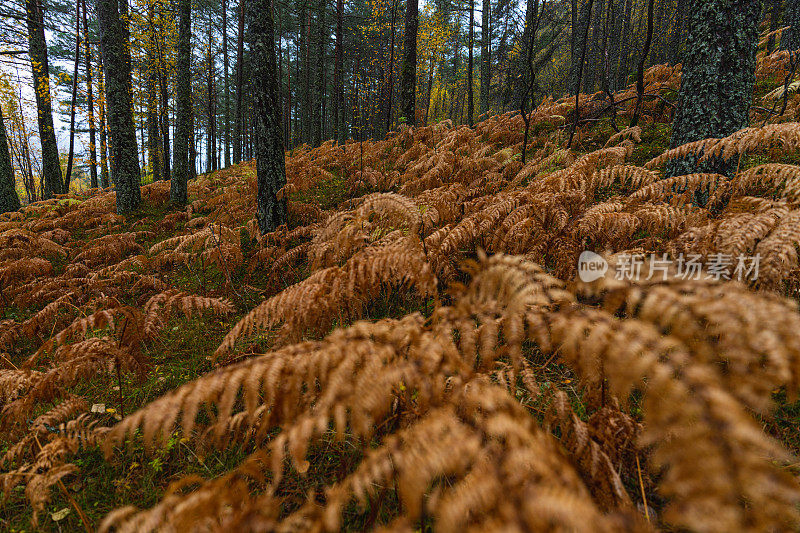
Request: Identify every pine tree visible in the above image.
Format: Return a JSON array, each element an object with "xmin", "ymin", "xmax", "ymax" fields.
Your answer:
[
  {"xmin": 250, "ymin": 0, "xmax": 288, "ymax": 234},
  {"xmin": 96, "ymin": 0, "xmax": 141, "ymax": 212},
  {"xmin": 25, "ymin": 0, "xmax": 64, "ymax": 198},
  {"xmin": 401, "ymin": 0, "xmax": 419, "ymax": 126},
  {"xmin": 667, "ymin": 0, "xmax": 761, "ymax": 177},
  {"xmin": 172, "ymin": 0, "xmax": 191, "ymax": 205},
  {"xmin": 0, "ymin": 105, "xmax": 21, "ymax": 214}
]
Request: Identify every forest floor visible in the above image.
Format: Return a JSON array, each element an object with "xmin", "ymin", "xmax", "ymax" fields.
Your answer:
[{"xmin": 4, "ymin": 71, "xmax": 800, "ymax": 531}]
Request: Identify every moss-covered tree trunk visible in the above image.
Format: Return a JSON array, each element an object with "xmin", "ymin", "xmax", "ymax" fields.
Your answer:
[
  {"xmin": 96, "ymin": 0, "xmax": 141, "ymax": 213},
  {"xmin": 249, "ymin": 0, "xmax": 288, "ymax": 234},
  {"xmin": 400, "ymin": 0, "xmax": 418, "ymax": 126},
  {"xmin": 146, "ymin": 2, "xmax": 162, "ymax": 183},
  {"xmin": 667, "ymin": 0, "xmax": 761, "ymax": 178},
  {"xmin": 172, "ymin": 0, "xmax": 191, "ymax": 205},
  {"xmin": 25, "ymin": 0, "xmax": 63, "ymax": 199},
  {"xmin": 0, "ymin": 106, "xmax": 21, "ymax": 214},
  {"xmin": 782, "ymin": 0, "xmax": 800, "ymax": 52}
]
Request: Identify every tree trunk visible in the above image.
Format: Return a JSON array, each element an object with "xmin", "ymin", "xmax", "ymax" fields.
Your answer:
[
  {"xmin": 207, "ymin": 20, "xmax": 217, "ymax": 173},
  {"xmin": 567, "ymin": 0, "xmax": 596, "ymax": 147},
  {"xmin": 286, "ymin": 44, "xmax": 293, "ymax": 145},
  {"xmin": 300, "ymin": 0, "xmax": 312, "ymax": 144},
  {"xmin": 668, "ymin": 0, "xmax": 761, "ymax": 177},
  {"xmin": 334, "ymin": 0, "xmax": 344, "ymax": 143},
  {"xmin": 98, "ymin": 61, "xmax": 110, "ymax": 188},
  {"xmin": 25, "ymin": 0, "xmax": 63, "ymax": 198},
  {"xmin": 173, "ymin": 0, "xmax": 192, "ymax": 204},
  {"xmin": 668, "ymin": 0, "xmax": 686, "ymax": 65},
  {"xmin": 233, "ymin": 0, "xmax": 245, "ymax": 163},
  {"xmin": 96, "ymin": 0, "xmax": 141, "ymax": 213},
  {"xmin": 783, "ymin": 0, "xmax": 800, "ymax": 51},
  {"xmin": 582, "ymin": 0, "xmax": 603, "ymax": 93},
  {"xmin": 400, "ymin": 0, "xmax": 418, "ymax": 126},
  {"xmin": 480, "ymin": 0, "xmax": 490, "ymax": 115},
  {"xmin": 65, "ymin": 0, "xmax": 81, "ymax": 193},
  {"xmin": 425, "ymin": 57, "xmax": 434, "ymax": 124},
  {"xmin": 630, "ymin": 0, "xmax": 655, "ymax": 127},
  {"xmin": 516, "ymin": 0, "xmax": 540, "ymax": 100},
  {"xmin": 156, "ymin": 8, "xmax": 171, "ymax": 180},
  {"xmin": 314, "ymin": 0, "xmax": 327, "ymax": 145},
  {"xmin": 223, "ymin": 0, "xmax": 230, "ymax": 167},
  {"xmin": 385, "ymin": 0, "xmax": 398, "ymax": 133},
  {"xmin": 250, "ymin": 0, "xmax": 287, "ymax": 234},
  {"xmin": 82, "ymin": 0, "xmax": 98, "ymax": 189},
  {"xmin": 0, "ymin": 105, "xmax": 20, "ymax": 214},
  {"xmin": 147, "ymin": 0, "xmax": 162, "ymax": 183},
  {"xmin": 616, "ymin": 0, "xmax": 634, "ymax": 89},
  {"xmin": 468, "ymin": 0, "xmax": 475, "ymax": 126}
]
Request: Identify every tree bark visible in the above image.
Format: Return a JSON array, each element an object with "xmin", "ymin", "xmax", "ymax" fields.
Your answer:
[
  {"xmin": 233, "ymin": 0, "xmax": 245, "ymax": 163},
  {"xmin": 567, "ymin": 0, "xmax": 596, "ymax": 147},
  {"xmin": 98, "ymin": 60, "xmax": 110, "ymax": 188},
  {"xmin": 783, "ymin": 0, "xmax": 800, "ymax": 51},
  {"xmin": 156, "ymin": 3, "xmax": 171, "ymax": 180},
  {"xmin": 630, "ymin": 0, "xmax": 655, "ymax": 127},
  {"xmin": 0, "ymin": 105, "xmax": 21, "ymax": 214},
  {"xmin": 667, "ymin": 0, "xmax": 761, "ymax": 177},
  {"xmin": 147, "ymin": 0, "xmax": 162, "ymax": 183},
  {"xmin": 223, "ymin": 0, "xmax": 230, "ymax": 167},
  {"xmin": 207, "ymin": 19, "xmax": 217, "ymax": 172},
  {"xmin": 468, "ymin": 0, "xmax": 475, "ymax": 126},
  {"xmin": 96, "ymin": 0, "xmax": 141, "ymax": 212},
  {"xmin": 249, "ymin": 0, "xmax": 287, "ymax": 234},
  {"xmin": 300, "ymin": 0, "xmax": 312, "ymax": 143},
  {"xmin": 82, "ymin": 0, "xmax": 98, "ymax": 189},
  {"xmin": 173, "ymin": 0, "xmax": 191, "ymax": 204},
  {"xmin": 334, "ymin": 0, "xmax": 344, "ymax": 143},
  {"xmin": 384, "ymin": 0, "xmax": 398, "ymax": 133},
  {"xmin": 314, "ymin": 0, "xmax": 327, "ymax": 145},
  {"xmin": 400, "ymin": 0, "xmax": 419, "ymax": 126},
  {"xmin": 25, "ymin": 0, "xmax": 63, "ymax": 198},
  {"xmin": 65, "ymin": 0, "xmax": 81, "ymax": 193},
  {"xmin": 480, "ymin": 0, "xmax": 490, "ymax": 115}
]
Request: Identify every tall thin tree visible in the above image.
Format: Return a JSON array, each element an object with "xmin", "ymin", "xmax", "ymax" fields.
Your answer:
[
  {"xmin": 173, "ymin": 0, "xmax": 192, "ymax": 204},
  {"xmin": 64, "ymin": 0, "xmax": 82, "ymax": 192},
  {"xmin": 467, "ymin": 0, "xmax": 475, "ymax": 126},
  {"xmin": 96, "ymin": 0, "xmax": 141, "ymax": 212},
  {"xmin": 233, "ymin": 0, "xmax": 245, "ymax": 163},
  {"xmin": 0, "ymin": 105, "xmax": 21, "ymax": 214},
  {"xmin": 249, "ymin": 0, "xmax": 287, "ymax": 234},
  {"xmin": 480, "ymin": 0, "xmax": 491, "ymax": 115},
  {"xmin": 25, "ymin": 0, "xmax": 63, "ymax": 198},
  {"xmin": 223, "ymin": 0, "xmax": 230, "ymax": 168},
  {"xmin": 98, "ymin": 58, "xmax": 110, "ymax": 188},
  {"xmin": 630, "ymin": 0, "xmax": 655, "ymax": 127},
  {"xmin": 146, "ymin": 0, "xmax": 162, "ymax": 182},
  {"xmin": 334, "ymin": 0, "xmax": 344, "ymax": 143},
  {"xmin": 82, "ymin": 0, "xmax": 98, "ymax": 189},
  {"xmin": 400, "ymin": 0, "xmax": 419, "ymax": 125}
]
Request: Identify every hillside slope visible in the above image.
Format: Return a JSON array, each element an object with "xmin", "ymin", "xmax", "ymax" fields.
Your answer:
[{"xmin": 4, "ymin": 60, "xmax": 800, "ymax": 531}]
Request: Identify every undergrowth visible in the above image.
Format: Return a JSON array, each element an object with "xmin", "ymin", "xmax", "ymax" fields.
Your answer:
[{"xmin": 4, "ymin": 50, "xmax": 800, "ymax": 532}]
